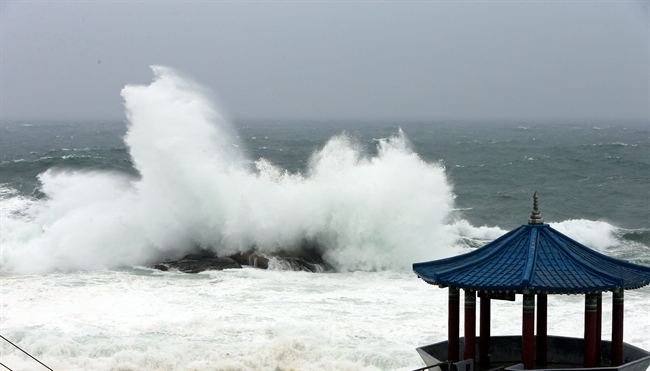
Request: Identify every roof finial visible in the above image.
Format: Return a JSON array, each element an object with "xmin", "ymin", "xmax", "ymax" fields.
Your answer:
[{"xmin": 528, "ymin": 191, "xmax": 544, "ymax": 224}]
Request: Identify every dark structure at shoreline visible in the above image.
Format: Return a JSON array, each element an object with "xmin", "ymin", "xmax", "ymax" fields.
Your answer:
[{"xmin": 150, "ymin": 246, "xmax": 330, "ymax": 273}]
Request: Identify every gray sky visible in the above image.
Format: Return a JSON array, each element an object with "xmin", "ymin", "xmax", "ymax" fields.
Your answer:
[{"xmin": 1, "ymin": 1, "xmax": 648, "ymax": 123}]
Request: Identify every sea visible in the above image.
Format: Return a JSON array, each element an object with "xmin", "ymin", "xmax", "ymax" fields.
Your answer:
[{"xmin": 1, "ymin": 67, "xmax": 649, "ymax": 370}]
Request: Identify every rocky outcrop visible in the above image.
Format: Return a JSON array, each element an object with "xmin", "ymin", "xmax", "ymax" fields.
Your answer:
[
  {"xmin": 269, "ymin": 248, "xmax": 330, "ymax": 272},
  {"xmin": 150, "ymin": 243, "xmax": 332, "ymax": 274},
  {"xmin": 229, "ymin": 251, "xmax": 270, "ymax": 269},
  {"xmin": 151, "ymin": 253, "xmax": 241, "ymax": 273}
]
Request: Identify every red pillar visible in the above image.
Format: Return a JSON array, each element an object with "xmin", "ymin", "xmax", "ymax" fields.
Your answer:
[
  {"xmin": 536, "ymin": 294, "xmax": 547, "ymax": 366},
  {"xmin": 596, "ymin": 293, "xmax": 602, "ymax": 366},
  {"xmin": 612, "ymin": 290, "xmax": 624, "ymax": 366},
  {"xmin": 522, "ymin": 293, "xmax": 535, "ymax": 369},
  {"xmin": 449, "ymin": 287, "xmax": 460, "ymax": 362},
  {"xmin": 480, "ymin": 295, "xmax": 491, "ymax": 367},
  {"xmin": 464, "ymin": 290, "xmax": 476, "ymax": 364},
  {"xmin": 584, "ymin": 293, "xmax": 598, "ymax": 367}
]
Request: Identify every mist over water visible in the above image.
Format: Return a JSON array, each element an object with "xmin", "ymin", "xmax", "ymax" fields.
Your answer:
[{"xmin": 1, "ymin": 66, "xmax": 459, "ymax": 273}]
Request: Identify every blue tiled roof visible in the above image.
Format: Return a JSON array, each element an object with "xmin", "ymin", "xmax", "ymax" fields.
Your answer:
[{"xmin": 413, "ymin": 224, "xmax": 650, "ymax": 293}]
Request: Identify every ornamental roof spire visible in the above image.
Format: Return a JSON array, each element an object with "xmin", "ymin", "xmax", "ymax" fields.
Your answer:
[{"xmin": 528, "ymin": 191, "xmax": 544, "ymax": 224}]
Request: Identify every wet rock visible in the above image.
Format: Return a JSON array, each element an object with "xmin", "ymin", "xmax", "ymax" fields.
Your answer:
[
  {"xmin": 151, "ymin": 264, "xmax": 169, "ymax": 271},
  {"xmin": 229, "ymin": 251, "xmax": 269, "ymax": 269},
  {"xmin": 271, "ymin": 248, "xmax": 331, "ymax": 272},
  {"xmin": 150, "ymin": 241, "xmax": 331, "ymax": 273},
  {"xmin": 153, "ymin": 255, "xmax": 241, "ymax": 273}
]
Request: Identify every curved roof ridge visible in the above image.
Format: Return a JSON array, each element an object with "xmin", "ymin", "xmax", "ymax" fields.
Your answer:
[
  {"xmin": 436, "ymin": 227, "xmax": 529, "ymax": 281},
  {"xmin": 540, "ymin": 227, "xmax": 623, "ymax": 290},
  {"xmin": 413, "ymin": 227, "xmax": 527, "ymax": 285},
  {"xmin": 549, "ymin": 226, "xmax": 650, "ymax": 272},
  {"xmin": 548, "ymin": 227, "xmax": 650, "ymax": 289},
  {"xmin": 521, "ymin": 228, "xmax": 539, "ymax": 288}
]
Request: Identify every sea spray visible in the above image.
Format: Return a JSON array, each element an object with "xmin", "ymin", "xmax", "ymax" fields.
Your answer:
[
  {"xmin": 2, "ymin": 67, "xmax": 644, "ymax": 274},
  {"xmin": 549, "ymin": 219, "xmax": 620, "ymax": 251},
  {"xmin": 0, "ymin": 66, "xmax": 458, "ymax": 273}
]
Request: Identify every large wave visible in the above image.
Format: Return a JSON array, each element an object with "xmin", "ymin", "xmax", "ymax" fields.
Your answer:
[
  {"xmin": 1, "ymin": 66, "xmax": 460, "ymax": 273},
  {"xmin": 2, "ymin": 67, "xmax": 644, "ymax": 274}
]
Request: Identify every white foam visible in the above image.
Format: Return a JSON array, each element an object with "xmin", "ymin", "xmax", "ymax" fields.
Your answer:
[
  {"xmin": 549, "ymin": 219, "xmax": 621, "ymax": 251},
  {"xmin": 0, "ymin": 66, "xmax": 456, "ymax": 273},
  {"xmin": 0, "ymin": 185, "xmax": 35, "ymax": 219},
  {"xmin": 0, "ymin": 67, "xmax": 639, "ymax": 274},
  {"xmin": 446, "ymin": 219, "xmax": 506, "ymax": 241},
  {"xmin": 1, "ymin": 269, "xmax": 648, "ymax": 370}
]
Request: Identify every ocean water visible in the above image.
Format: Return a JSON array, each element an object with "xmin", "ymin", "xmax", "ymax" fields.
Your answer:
[{"xmin": 1, "ymin": 67, "xmax": 649, "ymax": 370}]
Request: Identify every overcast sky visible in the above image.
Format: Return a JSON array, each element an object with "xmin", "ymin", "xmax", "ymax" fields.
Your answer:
[{"xmin": 1, "ymin": 1, "xmax": 648, "ymax": 123}]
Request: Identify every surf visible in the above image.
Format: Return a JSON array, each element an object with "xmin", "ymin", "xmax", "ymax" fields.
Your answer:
[
  {"xmin": 2, "ymin": 67, "xmax": 645, "ymax": 274},
  {"xmin": 1, "ymin": 66, "xmax": 458, "ymax": 273}
]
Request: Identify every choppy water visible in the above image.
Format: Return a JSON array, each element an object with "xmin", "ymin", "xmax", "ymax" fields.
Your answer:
[{"xmin": 1, "ymin": 66, "xmax": 648, "ymax": 370}]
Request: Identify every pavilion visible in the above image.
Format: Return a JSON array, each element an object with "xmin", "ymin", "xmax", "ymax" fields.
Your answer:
[{"xmin": 413, "ymin": 192, "xmax": 650, "ymax": 371}]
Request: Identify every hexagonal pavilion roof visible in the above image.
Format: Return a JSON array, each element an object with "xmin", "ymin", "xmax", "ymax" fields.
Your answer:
[{"xmin": 413, "ymin": 193, "xmax": 650, "ymax": 294}]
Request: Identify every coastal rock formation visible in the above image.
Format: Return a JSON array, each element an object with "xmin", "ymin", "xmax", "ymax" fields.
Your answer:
[
  {"xmin": 151, "ymin": 254, "xmax": 241, "ymax": 273},
  {"xmin": 150, "ymin": 244, "xmax": 331, "ymax": 273},
  {"xmin": 229, "ymin": 251, "xmax": 270, "ymax": 269},
  {"xmin": 268, "ymin": 249, "xmax": 330, "ymax": 272}
]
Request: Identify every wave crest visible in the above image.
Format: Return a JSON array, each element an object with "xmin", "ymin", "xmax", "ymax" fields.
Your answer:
[{"xmin": 1, "ymin": 67, "xmax": 457, "ymax": 273}]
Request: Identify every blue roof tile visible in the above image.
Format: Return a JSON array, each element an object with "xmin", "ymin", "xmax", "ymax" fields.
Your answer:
[{"xmin": 413, "ymin": 224, "xmax": 650, "ymax": 293}]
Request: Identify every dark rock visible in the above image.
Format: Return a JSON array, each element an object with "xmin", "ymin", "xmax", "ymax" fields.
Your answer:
[
  {"xmin": 272, "ymin": 257, "xmax": 327, "ymax": 272},
  {"xmin": 151, "ymin": 264, "xmax": 169, "ymax": 271},
  {"xmin": 149, "ymin": 240, "xmax": 331, "ymax": 274},
  {"xmin": 229, "ymin": 251, "xmax": 269, "ymax": 269},
  {"xmin": 151, "ymin": 256, "xmax": 241, "ymax": 273},
  {"xmin": 273, "ymin": 244, "xmax": 331, "ymax": 272},
  {"xmin": 229, "ymin": 244, "xmax": 331, "ymax": 272}
]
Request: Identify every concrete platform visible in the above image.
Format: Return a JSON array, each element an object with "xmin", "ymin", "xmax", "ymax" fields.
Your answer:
[{"xmin": 416, "ymin": 336, "xmax": 650, "ymax": 371}]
